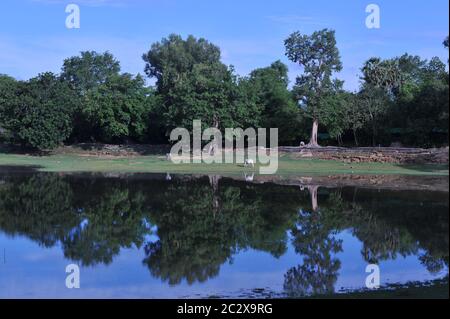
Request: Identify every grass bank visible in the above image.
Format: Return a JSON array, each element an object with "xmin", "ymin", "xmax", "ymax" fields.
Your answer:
[{"xmin": 0, "ymin": 152, "xmax": 448, "ymax": 176}]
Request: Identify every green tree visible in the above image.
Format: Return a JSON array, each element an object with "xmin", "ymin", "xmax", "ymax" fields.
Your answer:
[
  {"xmin": 143, "ymin": 34, "xmax": 261, "ymax": 136},
  {"xmin": 356, "ymin": 85, "xmax": 390, "ymax": 146},
  {"xmin": 1, "ymin": 73, "xmax": 77, "ymax": 150},
  {"xmin": 61, "ymin": 51, "xmax": 152, "ymax": 143},
  {"xmin": 343, "ymin": 93, "xmax": 366, "ymax": 146},
  {"xmin": 83, "ymin": 73, "xmax": 152, "ymax": 143},
  {"xmin": 394, "ymin": 55, "xmax": 448, "ymax": 146},
  {"xmin": 320, "ymin": 91, "xmax": 358, "ymax": 146},
  {"xmin": 285, "ymin": 29, "xmax": 343, "ymax": 146},
  {"xmin": 0, "ymin": 75, "xmax": 18, "ymax": 140},
  {"xmin": 361, "ymin": 57, "xmax": 403, "ymax": 97},
  {"xmin": 364, "ymin": 53, "xmax": 449, "ymax": 147},
  {"xmin": 61, "ymin": 51, "xmax": 120, "ymax": 94},
  {"xmin": 243, "ymin": 61, "xmax": 301, "ymax": 145}
]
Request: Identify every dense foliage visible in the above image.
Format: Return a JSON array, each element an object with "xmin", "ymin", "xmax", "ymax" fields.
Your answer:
[
  {"xmin": 0, "ymin": 73, "xmax": 77, "ymax": 149},
  {"xmin": 0, "ymin": 32, "xmax": 448, "ymax": 150},
  {"xmin": 285, "ymin": 29, "xmax": 343, "ymax": 146}
]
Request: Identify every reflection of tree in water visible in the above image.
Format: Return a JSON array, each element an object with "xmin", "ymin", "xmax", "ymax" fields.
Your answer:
[
  {"xmin": 143, "ymin": 179, "xmax": 235, "ymax": 285},
  {"xmin": 62, "ymin": 182, "xmax": 150, "ymax": 266},
  {"xmin": 284, "ymin": 188, "xmax": 449, "ymax": 297},
  {"xmin": 344, "ymin": 189, "xmax": 449, "ymax": 273},
  {"xmin": 0, "ymin": 174, "xmax": 79, "ymax": 247},
  {"xmin": 284, "ymin": 191, "xmax": 345, "ymax": 297},
  {"xmin": 0, "ymin": 173, "xmax": 303, "ymax": 281},
  {"xmin": 0, "ymin": 174, "xmax": 150, "ymax": 266},
  {"xmin": 0, "ymin": 173, "xmax": 448, "ymax": 290},
  {"xmin": 143, "ymin": 177, "xmax": 302, "ymax": 285}
]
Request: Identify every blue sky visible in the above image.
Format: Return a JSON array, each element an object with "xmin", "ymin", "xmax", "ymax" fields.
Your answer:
[{"xmin": 0, "ymin": 0, "xmax": 448, "ymax": 90}]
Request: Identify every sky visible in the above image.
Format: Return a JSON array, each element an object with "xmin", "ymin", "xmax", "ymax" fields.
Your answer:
[{"xmin": 0, "ymin": 0, "xmax": 448, "ymax": 91}]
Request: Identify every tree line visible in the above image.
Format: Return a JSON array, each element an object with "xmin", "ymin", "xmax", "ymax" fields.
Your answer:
[{"xmin": 0, "ymin": 31, "xmax": 448, "ymax": 150}]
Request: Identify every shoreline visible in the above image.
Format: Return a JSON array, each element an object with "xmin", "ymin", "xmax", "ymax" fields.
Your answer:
[
  {"xmin": 1, "ymin": 153, "xmax": 448, "ymax": 175},
  {"xmin": 1, "ymin": 143, "xmax": 448, "ymax": 177},
  {"xmin": 2, "ymin": 143, "xmax": 448, "ymax": 164},
  {"xmin": 1, "ymin": 165, "xmax": 449, "ymax": 192}
]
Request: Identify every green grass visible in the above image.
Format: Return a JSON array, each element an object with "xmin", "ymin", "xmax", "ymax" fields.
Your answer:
[{"xmin": 0, "ymin": 152, "xmax": 448, "ymax": 176}]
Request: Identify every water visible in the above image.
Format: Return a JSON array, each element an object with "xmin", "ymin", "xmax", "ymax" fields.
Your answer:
[{"xmin": 0, "ymin": 171, "xmax": 448, "ymax": 298}]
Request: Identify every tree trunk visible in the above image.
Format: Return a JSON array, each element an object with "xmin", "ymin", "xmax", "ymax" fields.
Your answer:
[
  {"xmin": 207, "ymin": 119, "xmax": 220, "ymax": 156},
  {"xmin": 337, "ymin": 134, "xmax": 343, "ymax": 146},
  {"xmin": 372, "ymin": 123, "xmax": 376, "ymax": 147},
  {"xmin": 209, "ymin": 175, "xmax": 221, "ymax": 217},
  {"xmin": 353, "ymin": 129, "xmax": 359, "ymax": 147},
  {"xmin": 309, "ymin": 119, "xmax": 319, "ymax": 147},
  {"xmin": 307, "ymin": 185, "xmax": 319, "ymax": 212}
]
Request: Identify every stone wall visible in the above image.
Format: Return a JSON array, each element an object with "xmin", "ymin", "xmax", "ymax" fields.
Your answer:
[{"xmin": 281, "ymin": 146, "xmax": 449, "ymax": 164}]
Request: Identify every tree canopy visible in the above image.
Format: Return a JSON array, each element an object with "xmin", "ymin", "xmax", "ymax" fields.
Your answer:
[
  {"xmin": 142, "ymin": 34, "xmax": 261, "ymax": 133},
  {"xmin": 285, "ymin": 29, "xmax": 343, "ymax": 146},
  {"xmin": 1, "ymin": 33, "xmax": 448, "ymax": 149},
  {"xmin": 0, "ymin": 73, "xmax": 77, "ymax": 149}
]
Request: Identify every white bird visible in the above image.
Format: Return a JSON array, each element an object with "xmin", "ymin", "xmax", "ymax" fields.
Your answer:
[
  {"xmin": 244, "ymin": 173, "xmax": 254, "ymax": 182},
  {"xmin": 244, "ymin": 159, "xmax": 255, "ymax": 167}
]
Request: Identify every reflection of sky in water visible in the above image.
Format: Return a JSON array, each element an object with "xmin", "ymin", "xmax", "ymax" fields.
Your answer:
[{"xmin": 0, "ymin": 229, "xmax": 445, "ymax": 298}]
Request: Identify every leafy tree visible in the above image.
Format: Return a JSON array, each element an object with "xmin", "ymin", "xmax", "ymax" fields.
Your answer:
[
  {"xmin": 285, "ymin": 29, "xmax": 343, "ymax": 146},
  {"xmin": 143, "ymin": 34, "xmax": 221, "ymax": 93},
  {"xmin": 61, "ymin": 51, "xmax": 120, "ymax": 94},
  {"xmin": 143, "ymin": 34, "xmax": 261, "ymax": 136},
  {"xmin": 365, "ymin": 54, "xmax": 449, "ymax": 147},
  {"xmin": 0, "ymin": 75, "xmax": 18, "ymax": 139},
  {"xmin": 61, "ymin": 51, "xmax": 152, "ymax": 143},
  {"xmin": 83, "ymin": 73, "xmax": 152, "ymax": 143},
  {"xmin": 343, "ymin": 93, "xmax": 366, "ymax": 146},
  {"xmin": 361, "ymin": 57, "xmax": 403, "ymax": 97},
  {"xmin": 1, "ymin": 73, "xmax": 77, "ymax": 150},
  {"xmin": 393, "ymin": 55, "xmax": 448, "ymax": 146},
  {"xmin": 164, "ymin": 61, "xmax": 254, "ymax": 130},
  {"xmin": 243, "ymin": 61, "xmax": 302, "ymax": 145},
  {"xmin": 0, "ymin": 75, "xmax": 17, "ymax": 109},
  {"xmin": 355, "ymin": 85, "xmax": 390, "ymax": 146},
  {"xmin": 145, "ymin": 90, "xmax": 168, "ymax": 143},
  {"xmin": 320, "ymin": 91, "xmax": 357, "ymax": 146}
]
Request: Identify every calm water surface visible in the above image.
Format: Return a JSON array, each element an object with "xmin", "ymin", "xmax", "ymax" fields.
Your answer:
[{"xmin": 0, "ymin": 172, "xmax": 448, "ymax": 298}]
